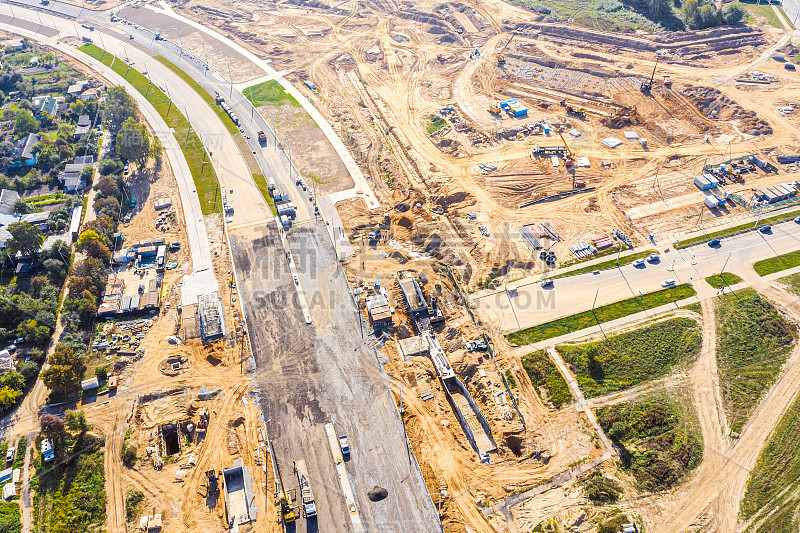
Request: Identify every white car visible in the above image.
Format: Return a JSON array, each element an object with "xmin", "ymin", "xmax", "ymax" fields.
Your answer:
[
  {"xmin": 661, "ymin": 279, "xmax": 676, "ymax": 288},
  {"xmin": 6, "ymin": 447, "xmax": 13, "ymax": 463},
  {"xmin": 647, "ymin": 253, "xmax": 660, "ymax": 263},
  {"xmin": 540, "ymin": 279, "xmax": 554, "ymax": 288},
  {"xmin": 632, "ymin": 259, "xmax": 645, "ymax": 267}
]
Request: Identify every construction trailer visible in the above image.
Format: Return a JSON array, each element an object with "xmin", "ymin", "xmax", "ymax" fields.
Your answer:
[{"xmin": 694, "ymin": 174, "xmax": 719, "ymax": 190}]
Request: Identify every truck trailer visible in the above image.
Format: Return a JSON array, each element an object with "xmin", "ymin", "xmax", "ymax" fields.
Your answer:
[{"xmin": 294, "ymin": 460, "xmax": 317, "ymax": 518}]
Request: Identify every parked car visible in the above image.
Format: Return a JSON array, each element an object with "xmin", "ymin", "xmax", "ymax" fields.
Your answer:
[
  {"xmin": 647, "ymin": 253, "xmax": 660, "ymax": 263},
  {"xmin": 13, "ymin": 338, "xmax": 24, "ymax": 345},
  {"xmin": 540, "ymin": 279, "xmax": 554, "ymax": 288},
  {"xmin": 759, "ymin": 225, "xmax": 772, "ymax": 234},
  {"xmin": 339, "ymin": 435, "xmax": 350, "ymax": 456},
  {"xmin": 708, "ymin": 238, "xmax": 721, "ymax": 247},
  {"xmin": 632, "ymin": 259, "xmax": 645, "ymax": 267},
  {"xmin": 6, "ymin": 447, "xmax": 13, "ymax": 463},
  {"xmin": 661, "ymin": 279, "xmax": 676, "ymax": 288}
]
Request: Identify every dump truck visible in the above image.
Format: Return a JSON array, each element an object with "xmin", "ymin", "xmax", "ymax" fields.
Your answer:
[
  {"xmin": 258, "ymin": 130, "xmax": 267, "ymax": 144},
  {"xmin": 294, "ymin": 460, "xmax": 317, "ymax": 518}
]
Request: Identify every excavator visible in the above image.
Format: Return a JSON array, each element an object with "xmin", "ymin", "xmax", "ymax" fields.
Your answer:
[
  {"xmin": 274, "ymin": 456, "xmax": 296, "ymax": 524},
  {"xmin": 496, "ymin": 31, "xmax": 517, "ymax": 66},
  {"xmin": 560, "ymin": 98, "xmax": 586, "ymax": 119}
]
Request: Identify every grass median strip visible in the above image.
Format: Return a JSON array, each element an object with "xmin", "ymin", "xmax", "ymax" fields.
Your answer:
[
  {"xmin": 675, "ymin": 209, "xmax": 800, "ymax": 249},
  {"xmin": 79, "ymin": 43, "xmax": 218, "ymax": 215},
  {"xmin": 705, "ymin": 272, "xmax": 743, "ymax": 288},
  {"xmin": 553, "ymin": 248, "xmax": 657, "ymax": 279},
  {"xmin": 753, "ymin": 249, "xmax": 800, "ymax": 276},
  {"xmin": 506, "ymin": 284, "xmax": 697, "ymax": 345},
  {"xmin": 155, "ymin": 55, "xmax": 240, "ymax": 136}
]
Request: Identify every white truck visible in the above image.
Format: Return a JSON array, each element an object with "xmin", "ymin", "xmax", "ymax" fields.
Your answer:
[{"xmin": 294, "ymin": 460, "xmax": 317, "ymax": 518}]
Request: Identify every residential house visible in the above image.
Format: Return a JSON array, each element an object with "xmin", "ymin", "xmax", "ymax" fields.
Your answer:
[
  {"xmin": 1, "ymin": 39, "xmax": 24, "ymax": 51},
  {"xmin": 67, "ymin": 80, "xmax": 89, "ymax": 98},
  {"xmin": 0, "ymin": 189, "xmax": 19, "ymax": 216},
  {"xmin": 15, "ymin": 258, "xmax": 37, "ymax": 276},
  {"xmin": 58, "ymin": 155, "xmax": 93, "ymax": 193},
  {"xmin": 31, "ymin": 95, "xmax": 58, "ymax": 118},
  {"xmin": 8, "ymin": 133, "xmax": 39, "ymax": 168},
  {"xmin": 74, "ymin": 114, "xmax": 91, "ymax": 138},
  {"xmin": 79, "ymin": 88, "xmax": 101, "ymax": 102}
]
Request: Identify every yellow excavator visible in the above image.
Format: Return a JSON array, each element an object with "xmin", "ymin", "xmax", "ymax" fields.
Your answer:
[{"xmin": 274, "ymin": 457, "xmax": 296, "ymax": 524}]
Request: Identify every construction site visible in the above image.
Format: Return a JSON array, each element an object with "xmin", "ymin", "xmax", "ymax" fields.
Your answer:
[
  {"xmin": 6, "ymin": 0, "xmax": 800, "ymax": 531},
  {"xmin": 152, "ymin": 0, "xmax": 800, "ymax": 531}
]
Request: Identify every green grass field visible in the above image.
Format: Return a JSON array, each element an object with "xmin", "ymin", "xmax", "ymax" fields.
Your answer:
[
  {"xmin": 243, "ymin": 80, "xmax": 301, "ymax": 107},
  {"xmin": 557, "ymin": 318, "xmax": 701, "ymax": 398},
  {"xmin": 79, "ymin": 44, "xmax": 219, "ymax": 215},
  {"xmin": 717, "ymin": 289, "xmax": 796, "ymax": 434},
  {"xmin": 741, "ymin": 390, "xmax": 800, "ymax": 524},
  {"xmin": 506, "ymin": 284, "xmax": 697, "ymax": 345},
  {"xmin": 754, "ymin": 250, "xmax": 800, "ymax": 276},
  {"xmin": 734, "ymin": 1, "xmax": 791, "ymax": 28},
  {"xmin": 520, "ymin": 350, "xmax": 572, "ymax": 408},
  {"xmin": 0, "ymin": 501, "xmax": 21, "ymax": 533},
  {"xmin": 675, "ymin": 209, "xmax": 800, "ymax": 249},
  {"xmin": 705, "ymin": 272, "xmax": 743, "ymax": 288},
  {"xmin": 778, "ymin": 273, "xmax": 800, "ymax": 296},
  {"xmin": 597, "ymin": 393, "xmax": 703, "ymax": 491}
]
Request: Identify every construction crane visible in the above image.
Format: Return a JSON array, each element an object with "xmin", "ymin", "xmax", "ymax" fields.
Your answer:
[
  {"xmin": 640, "ymin": 56, "xmax": 659, "ymax": 94},
  {"xmin": 558, "ymin": 132, "xmax": 574, "ymax": 167},
  {"xmin": 496, "ymin": 31, "xmax": 517, "ymax": 66}
]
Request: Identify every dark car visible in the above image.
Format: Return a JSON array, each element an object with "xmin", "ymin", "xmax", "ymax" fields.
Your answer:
[
  {"xmin": 759, "ymin": 225, "xmax": 772, "ymax": 234},
  {"xmin": 708, "ymin": 238, "xmax": 721, "ymax": 247}
]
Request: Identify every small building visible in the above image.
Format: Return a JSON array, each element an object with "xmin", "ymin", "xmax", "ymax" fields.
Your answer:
[
  {"xmin": 59, "ymin": 171, "xmax": 85, "ymax": 193},
  {"xmin": 67, "ymin": 80, "xmax": 89, "ymax": 98},
  {"xmin": 8, "ymin": 133, "xmax": 39, "ymax": 168},
  {"xmin": 69, "ymin": 205, "xmax": 82, "ymax": 241},
  {"xmin": 0, "ymin": 468, "xmax": 10, "ymax": 483},
  {"xmin": 32, "ymin": 95, "xmax": 58, "ymax": 118},
  {"xmin": 366, "ymin": 294, "xmax": 393, "ymax": 328},
  {"xmin": 694, "ymin": 174, "xmax": 719, "ymax": 190},
  {"xmin": 15, "ymin": 259, "xmax": 37, "ymax": 276},
  {"xmin": 74, "ymin": 114, "xmax": 91, "ymax": 138},
  {"xmin": 1, "ymin": 39, "xmax": 24, "ymax": 51},
  {"xmin": 22, "ymin": 211, "xmax": 50, "ymax": 230},
  {"xmin": 41, "ymin": 438, "xmax": 54, "ymax": 463},
  {"xmin": 2, "ymin": 482, "xmax": 14, "ymax": 500},
  {"xmin": 79, "ymin": 88, "xmax": 101, "ymax": 101},
  {"xmin": 154, "ymin": 197, "xmax": 172, "ymax": 210},
  {"xmin": 137, "ymin": 246, "xmax": 157, "ymax": 258},
  {"xmin": 0, "ymin": 189, "xmax": 20, "ymax": 216},
  {"xmin": 81, "ymin": 377, "xmax": 99, "ymax": 391},
  {"xmin": 108, "ymin": 375, "xmax": 118, "ymax": 389},
  {"xmin": 0, "ymin": 350, "xmax": 11, "ymax": 373}
]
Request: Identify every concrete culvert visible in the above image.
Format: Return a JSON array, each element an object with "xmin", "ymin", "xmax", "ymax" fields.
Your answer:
[{"xmin": 368, "ymin": 486, "xmax": 388, "ymax": 501}]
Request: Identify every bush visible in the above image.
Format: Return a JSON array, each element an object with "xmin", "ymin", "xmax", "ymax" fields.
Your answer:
[
  {"xmin": 520, "ymin": 350, "xmax": 572, "ymax": 408},
  {"xmin": 581, "ymin": 472, "xmax": 623, "ymax": 503},
  {"xmin": 125, "ymin": 489, "xmax": 144, "ymax": 520},
  {"xmin": 0, "ymin": 501, "xmax": 21, "ymax": 533},
  {"xmin": 121, "ymin": 443, "xmax": 137, "ymax": 467}
]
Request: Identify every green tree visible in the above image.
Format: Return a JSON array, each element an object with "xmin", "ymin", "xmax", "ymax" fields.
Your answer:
[
  {"xmin": 1, "ymin": 371, "xmax": 24, "ymax": 392},
  {"xmin": 0, "ymin": 387, "xmax": 21, "ymax": 408},
  {"xmin": 13, "ymin": 198, "xmax": 30, "ymax": 215},
  {"xmin": 102, "ymin": 86, "xmax": 136, "ymax": 134},
  {"xmin": 65, "ymin": 409, "xmax": 91, "ymax": 433},
  {"xmin": 6, "ymin": 221, "xmax": 43, "ymax": 258},
  {"xmin": 723, "ymin": 3, "xmax": 745, "ymax": 24},
  {"xmin": 116, "ymin": 117, "xmax": 151, "ymax": 168},
  {"xmin": 13, "ymin": 110, "xmax": 37, "ymax": 136},
  {"xmin": 40, "ymin": 344, "xmax": 83, "ymax": 394},
  {"xmin": 17, "ymin": 361, "xmax": 39, "ymax": 381},
  {"xmin": 149, "ymin": 136, "xmax": 162, "ymax": 165}
]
